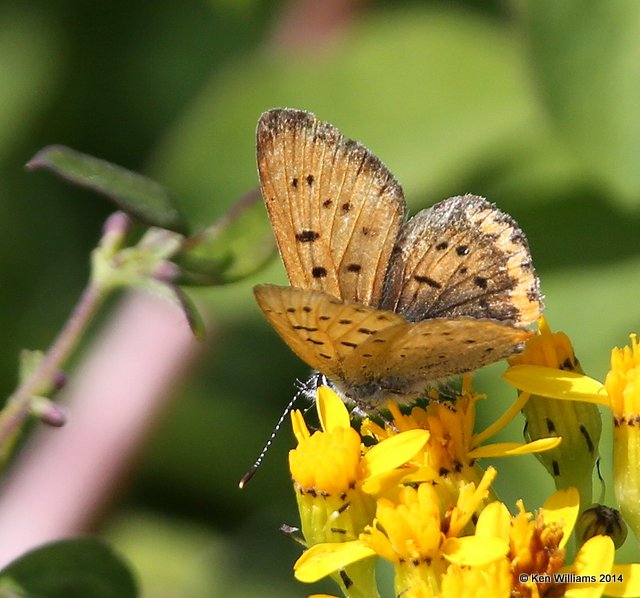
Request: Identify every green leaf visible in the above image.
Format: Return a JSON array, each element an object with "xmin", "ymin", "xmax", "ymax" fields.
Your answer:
[
  {"xmin": 525, "ymin": 1, "xmax": 640, "ymax": 206},
  {"xmin": 27, "ymin": 145, "xmax": 188, "ymax": 234},
  {"xmin": 0, "ymin": 8, "xmax": 62, "ymax": 162},
  {"xmin": 177, "ymin": 188, "xmax": 276, "ymax": 285},
  {"xmin": 172, "ymin": 287, "xmax": 207, "ymax": 341},
  {"xmin": 0, "ymin": 538, "xmax": 138, "ymax": 598}
]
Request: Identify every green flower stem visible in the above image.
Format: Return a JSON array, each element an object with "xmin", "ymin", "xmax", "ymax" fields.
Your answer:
[{"xmin": 0, "ymin": 282, "xmax": 105, "ymax": 462}]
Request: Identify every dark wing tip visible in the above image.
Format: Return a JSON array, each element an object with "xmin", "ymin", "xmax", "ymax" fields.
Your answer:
[{"xmin": 257, "ymin": 108, "xmax": 316, "ymax": 140}]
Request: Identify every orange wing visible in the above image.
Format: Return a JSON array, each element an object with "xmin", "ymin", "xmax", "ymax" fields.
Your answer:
[{"xmin": 257, "ymin": 109, "xmax": 405, "ymax": 306}]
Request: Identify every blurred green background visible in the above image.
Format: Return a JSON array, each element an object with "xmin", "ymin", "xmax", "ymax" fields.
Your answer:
[{"xmin": 2, "ymin": 0, "xmax": 640, "ymax": 595}]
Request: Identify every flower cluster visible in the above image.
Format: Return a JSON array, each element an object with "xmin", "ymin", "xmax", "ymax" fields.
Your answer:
[{"xmin": 285, "ymin": 321, "xmax": 640, "ymax": 598}]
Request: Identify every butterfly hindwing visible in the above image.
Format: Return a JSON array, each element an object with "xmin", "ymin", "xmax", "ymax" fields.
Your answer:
[
  {"xmin": 343, "ymin": 316, "xmax": 533, "ymax": 387},
  {"xmin": 381, "ymin": 195, "xmax": 542, "ymax": 325},
  {"xmin": 257, "ymin": 109, "xmax": 405, "ymax": 306}
]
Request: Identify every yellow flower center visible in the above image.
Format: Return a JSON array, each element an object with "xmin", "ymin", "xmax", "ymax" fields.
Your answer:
[
  {"xmin": 364, "ymin": 484, "xmax": 443, "ymax": 565},
  {"xmin": 510, "ymin": 507, "xmax": 565, "ymax": 597},
  {"xmin": 289, "ymin": 425, "xmax": 362, "ymax": 495}
]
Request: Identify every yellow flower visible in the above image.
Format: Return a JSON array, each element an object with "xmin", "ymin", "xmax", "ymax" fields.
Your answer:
[
  {"xmin": 507, "ymin": 318, "xmax": 602, "ymax": 506},
  {"xmin": 439, "ymin": 559, "xmax": 511, "ymax": 598},
  {"xmin": 606, "ymin": 334, "xmax": 640, "ymax": 541},
  {"xmin": 289, "ymin": 386, "xmax": 429, "ymax": 598},
  {"xmin": 496, "ymin": 487, "xmax": 636, "ymax": 598},
  {"xmin": 507, "ymin": 489, "xmax": 577, "ymax": 597},
  {"xmin": 295, "ymin": 477, "xmax": 640, "ymax": 598},
  {"xmin": 294, "ymin": 468, "xmax": 509, "ymax": 598},
  {"xmin": 504, "ymin": 332, "xmax": 640, "ymax": 539},
  {"xmin": 606, "ymin": 334, "xmax": 640, "ymax": 417},
  {"xmin": 360, "ymin": 375, "xmax": 560, "ymax": 506},
  {"xmin": 563, "ymin": 534, "xmax": 640, "ymax": 598}
]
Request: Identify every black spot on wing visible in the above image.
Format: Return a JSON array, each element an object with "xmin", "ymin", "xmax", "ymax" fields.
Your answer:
[
  {"xmin": 474, "ymin": 276, "xmax": 488, "ymax": 289},
  {"xmin": 414, "ymin": 275, "xmax": 442, "ymax": 289},
  {"xmin": 296, "ymin": 230, "xmax": 320, "ymax": 242},
  {"xmin": 341, "ymin": 341, "xmax": 358, "ymax": 348}
]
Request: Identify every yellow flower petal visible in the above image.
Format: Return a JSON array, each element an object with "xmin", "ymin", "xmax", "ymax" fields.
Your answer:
[
  {"xmin": 503, "ymin": 365, "xmax": 608, "ymax": 405},
  {"xmin": 294, "ymin": 541, "xmax": 376, "ymax": 583},
  {"xmin": 441, "ymin": 536, "xmax": 508, "ymax": 567},
  {"xmin": 317, "ymin": 386, "xmax": 350, "ymax": 432},
  {"xmin": 361, "ymin": 429, "xmax": 429, "ymax": 480},
  {"xmin": 473, "ymin": 390, "xmax": 530, "ymax": 445},
  {"xmin": 565, "ymin": 535, "xmax": 614, "ymax": 598},
  {"xmin": 469, "ymin": 437, "xmax": 561, "ymax": 460},
  {"xmin": 542, "ymin": 487, "xmax": 580, "ymax": 550},
  {"xmin": 606, "ymin": 563, "xmax": 640, "ymax": 597},
  {"xmin": 475, "ymin": 501, "xmax": 511, "ymax": 540},
  {"xmin": 359, "ymin": 467, "xmax": 411, "ymax": 496},
  {"xmin": 291, "ymin": 409, "xmax": 311, "ymax": 443}
]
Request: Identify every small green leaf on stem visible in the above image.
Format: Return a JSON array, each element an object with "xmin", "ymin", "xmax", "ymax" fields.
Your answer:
[
  {"xmin": 0, "ymin": 538, "xmax": 138, "ymax": 598},
  {"xmin": 177, "ymin": 188, "xmax": 276, "ymax": 285},
  {"xmin": 27, "ymin": 145, "xmax": 188, "ymax": 234},
  {"xmin": 172, "ymin": 286, "xmax": 206, "ymax": 341}
]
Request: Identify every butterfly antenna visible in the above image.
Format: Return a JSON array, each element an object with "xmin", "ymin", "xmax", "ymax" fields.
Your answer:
[{"xmin": 238, "ymin": 384, "xmax": 308, "ymax": 489}]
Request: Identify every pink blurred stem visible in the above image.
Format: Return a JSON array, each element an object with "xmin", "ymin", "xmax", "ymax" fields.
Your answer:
[{"xmin": 0, "ymin": 291, "xmax": 202, "ymax": 566}]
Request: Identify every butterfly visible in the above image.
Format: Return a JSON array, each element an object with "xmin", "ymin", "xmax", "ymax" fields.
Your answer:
[{"xmin": 254, "ymin": 108, "xmax": 542, "ymax": 410}]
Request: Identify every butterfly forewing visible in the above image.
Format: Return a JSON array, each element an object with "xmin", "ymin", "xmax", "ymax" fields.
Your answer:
[
  {"xmin": 254, "ymin": 284, "xmax": 406, "ymax": 380},
  {"xmin": 257, "ymin": 109, "xmax": 405, "ymax": 306},
  {"xmin": 381, "ymin": 195, "xmax": 542, "ymax": 325}
]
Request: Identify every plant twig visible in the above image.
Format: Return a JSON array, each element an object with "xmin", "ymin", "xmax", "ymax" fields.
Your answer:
[{"xmin": 0, "ymin": 282, "xmax": 105, "ymax": 461}]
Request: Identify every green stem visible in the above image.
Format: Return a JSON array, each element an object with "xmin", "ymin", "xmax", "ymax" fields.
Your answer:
[{"xmin": 0, "ymin": 282, "xmax": 105, "ymax": 461}]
